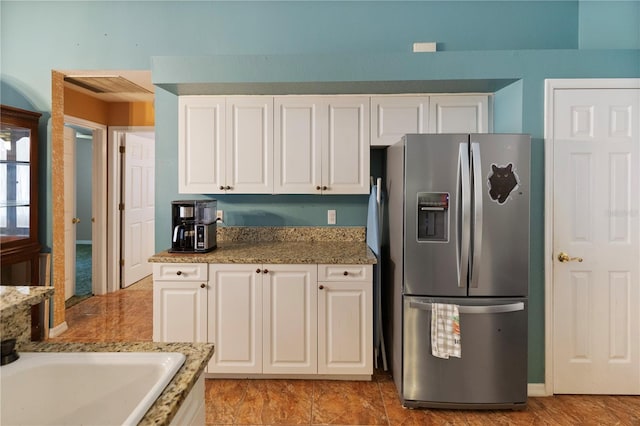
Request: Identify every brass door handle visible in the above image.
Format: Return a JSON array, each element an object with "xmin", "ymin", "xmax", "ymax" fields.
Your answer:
[
  {"xmin": 72, "ymin": 217, "xmax": 80, "ymax": 224},
  {"xmin": 558, "ymin": 252, "xmax": 583, "ymax": 263}
]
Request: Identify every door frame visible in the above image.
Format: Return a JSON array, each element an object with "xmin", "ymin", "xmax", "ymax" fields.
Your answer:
[
  {"xmin": 107, "ymin": 126, "xmax": 155, "ymax": 291},
  {"xmin": 64, "ymin": 116, "xmax": 108, "ymax": 296},
  {"xmin": 543, "ymin": 78, "xmax": 640, "ymax": 396}
]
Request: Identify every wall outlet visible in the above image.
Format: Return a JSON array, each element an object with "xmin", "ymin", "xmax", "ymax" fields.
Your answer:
[
  {"xmin": 327, "ymin": 209, "xmax": 336, "ymax": 225},
  {"xmin": 216, "ymin": 210, "xmax": 224, "ymax": 222}
]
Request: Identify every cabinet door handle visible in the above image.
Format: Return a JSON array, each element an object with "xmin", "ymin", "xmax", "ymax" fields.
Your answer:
[
  {"xmin": 343, "ymin": 271, "xmax": 349, "ymax": 276},
  {"xmin": 200, "ymin": 283, "xmax": 206, "ymax": 289},
  {"xmin": 322, "ymin": 186, "xmax": 328, "ymax": 191},
  {"xmin": 319, "ymin": 285, "xmax": 324, "ymax": 290},
  {"xmin": 316, "ymin": 186, "xmax": 321, "ymax": 191},
  {"xmin": 225, "ymin": 185, "xmax": 231, "ymax": 190},
  {"xmin": 176, "ymin": 271, "xmax": 182, "ymax": 276},
  {"xmin": 219, "ymin": 186, "xmax": 225, "ymax": 190},
  {"xmin": 263, "ymin": 269, "xmax": 269, "ymax": 274},
  {"xmin": 256, "ymin": 268, "xmax": 261, "ymax": 274}
]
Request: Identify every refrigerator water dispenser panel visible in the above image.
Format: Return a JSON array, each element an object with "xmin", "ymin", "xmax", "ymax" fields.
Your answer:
[{"xmin": 417, "ymin": 192, "xmax": 449, "ymax": 242}]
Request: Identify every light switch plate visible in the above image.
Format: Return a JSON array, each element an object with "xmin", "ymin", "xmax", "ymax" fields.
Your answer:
[{"xmin": 216, "ymin": 210, "xmax": 224, "ymax": 222}]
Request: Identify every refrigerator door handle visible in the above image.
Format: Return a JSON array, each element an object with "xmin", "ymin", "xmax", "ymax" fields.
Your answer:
[
  {"xmin": 469, "ymin": 142, "xmax": 483, "ymax": 289},
  {"xmin": 458, "ymin": 143, "xmax": 470, "ymax": 288},
  {"xmin": 409, "ymin": 300, "xmax": 525, "ymax": 314}
]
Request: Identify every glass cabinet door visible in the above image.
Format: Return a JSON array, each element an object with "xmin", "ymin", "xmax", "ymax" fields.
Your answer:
[{"xmin": 0, "ymin": 122, "xmax": 32, "ymax": 242}]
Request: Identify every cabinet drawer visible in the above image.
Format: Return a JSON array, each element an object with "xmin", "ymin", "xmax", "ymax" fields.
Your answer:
[
  {"xmin": 153, "ymin": 263, "xmax": 208, "ymax": 281},
  {"xmin": 318, "ymin": 264, "xmax": 372, "ymax": 282}
]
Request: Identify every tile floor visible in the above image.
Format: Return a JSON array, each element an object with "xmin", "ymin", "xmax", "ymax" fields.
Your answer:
[{"xmin": 51, "ymin": 278, "xmax": 640, "ymax": 425}]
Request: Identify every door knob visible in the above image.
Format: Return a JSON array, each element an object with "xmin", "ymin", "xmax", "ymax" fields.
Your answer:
[
  {"xmin": 71, "ymin": 217, "xmax": 80, "ymax": 224},
  {"xmin": 558, "ymin": 252, "xmax": 583, "ymax": 263}
]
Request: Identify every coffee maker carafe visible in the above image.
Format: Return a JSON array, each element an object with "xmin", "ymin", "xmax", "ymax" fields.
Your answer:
[{"xmin": 170, "ymin": 200, "xmax": 217, "ymax": 253}]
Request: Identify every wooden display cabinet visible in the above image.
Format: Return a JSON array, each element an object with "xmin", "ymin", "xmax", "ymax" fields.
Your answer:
[{"xmin": 0, "ymin": 105, "xmax": 44, "ymax": 340}]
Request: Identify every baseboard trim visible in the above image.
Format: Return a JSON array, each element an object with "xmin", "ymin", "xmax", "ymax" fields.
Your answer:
[
  {"xmin": 48, "ymin": 321, "xmax": 68, "ymax": 338},
  {"xmin": 528, "ymin": 383, "xmax": 549, "ymax": 397}
]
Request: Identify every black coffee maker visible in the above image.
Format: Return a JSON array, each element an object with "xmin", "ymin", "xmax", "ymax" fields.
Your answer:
[{"xmin": 170, "ymin": 200, "xmax": 217, "ymax": 253}]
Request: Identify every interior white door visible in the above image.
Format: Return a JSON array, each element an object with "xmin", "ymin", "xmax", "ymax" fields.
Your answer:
[
  {"xmin": 553, "ymin": 88, "xmax": 640, "ymax": 394},
  {"xmin": 63, "ymin": 126, "xmax": 77, "ymax": 300},
  {"xmin": 122, "ymin": 132, "xmax": 155, "ymax": 287}
]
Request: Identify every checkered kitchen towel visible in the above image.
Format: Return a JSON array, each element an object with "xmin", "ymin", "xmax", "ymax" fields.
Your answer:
[{"xmin": 431, "ymin": 303, "xmax": 461, "ymax": 359}]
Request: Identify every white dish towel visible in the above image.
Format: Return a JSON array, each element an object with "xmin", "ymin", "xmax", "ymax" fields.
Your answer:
[{"xmin": 431, "ymin": 303, "xmax": 461, "ymax": 359}]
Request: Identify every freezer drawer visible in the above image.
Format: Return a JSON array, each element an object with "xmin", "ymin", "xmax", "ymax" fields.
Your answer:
[{"xmin": 402, "ymin": 296, "xmax": 527, "ymax": 409}]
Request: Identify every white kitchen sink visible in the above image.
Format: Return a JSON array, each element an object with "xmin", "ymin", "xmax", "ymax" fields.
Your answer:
[{"xmin": 0, "ymin": 351, "xmax": 185, "ymax": 426}]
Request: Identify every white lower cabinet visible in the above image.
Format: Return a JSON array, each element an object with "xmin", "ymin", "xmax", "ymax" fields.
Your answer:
[
  {"xmin": 169, "ymin": 375, "xmax": 205, "ymax": 426},
  {"xmin": 153, "ymin": 264, "xmax": 208, "ymax": 343},
  {"xmin": 207, "ymin": 264, "xmax": 263, "ymax": 373},
  {"xmin": 154, "ymin": 262, "xmax": 372, "ymax": 378},
  {"xmin": 263, "ymin": 264, "xmax": 318, "ymax": 374},
  {"xmin": 318, "ymin": 265, "xmax": 373, "ymax": 375}
]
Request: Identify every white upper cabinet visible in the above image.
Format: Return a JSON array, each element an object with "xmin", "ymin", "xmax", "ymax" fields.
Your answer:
[
  {"xmin": 178, "ymin": 96, "xmax": 272, "ymax": 194},
  {"xmin": 429, "ymin": 95, "xmax": 490, "ymax": 134},
  {"xmin": 324, "ymin": 97, "xmax": 370, "ymax": 194},
  {"xmin": 370, "ymin": 96, "xmax": 430, "ymax": 146},
  {"xmin": 226, "ymin": 97, "xmax": 274, "ymax": 193},
  {"xmin": 274, "ymin": 96, "xmax": 370, "ymax": 194},
  {"xmin": 179, "ymin": 94, "xmax": 490, "ymax": 192},
  {"xmin": 274, "ymin": 97, "xmax": 322, "ymax": 194},
  {"xmin": 178, "ymin": 96, "xmax": 226, "ymax": 194}
]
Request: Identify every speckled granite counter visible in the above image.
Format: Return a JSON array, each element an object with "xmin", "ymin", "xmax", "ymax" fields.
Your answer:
[
  {"xmin": 150, "ymin": 226, "xmax": 377, "ymax": 265},
  {"xmin": 16, "ymin": 341, "xmax": 214, "ymax": 426},
  {"xmin": 0, "ymin": 286, "xmax": 53, "ymax": 317},
  {"xmin": 151, "ymin": 241, "xmax": 376, "ymax": 264},
  {"xmin": 0, "ymin": 286, "xmax": 54, "ymax": 343}
]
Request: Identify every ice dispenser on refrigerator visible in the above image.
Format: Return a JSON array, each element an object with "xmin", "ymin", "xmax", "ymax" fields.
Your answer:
[{"xmin": 417, "ymin": 192, "xmax": 449, "ymax": 242}]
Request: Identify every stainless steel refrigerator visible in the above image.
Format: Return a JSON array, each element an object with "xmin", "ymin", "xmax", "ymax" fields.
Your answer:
[{"xmin": 385, "ymin": 133, "xmax": 530, "ymax": 409}]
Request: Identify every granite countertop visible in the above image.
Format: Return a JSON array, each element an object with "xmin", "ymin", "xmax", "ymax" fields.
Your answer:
[
  {"xmin": 0, "ymin": 286, "xmax": 54, "ymax": 317},
  {"xmin": 17, "ymin": 341, "xmax": 214, "ymax": 426},
  {"xmin": 150, "ymin": 240, "xmax": 377, "ymax": 264},
  {"xmin": 150, "ymin": 226, "xmax": 377, "ymax": 265}
]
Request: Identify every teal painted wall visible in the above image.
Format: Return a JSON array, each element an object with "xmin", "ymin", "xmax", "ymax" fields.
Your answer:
[
  {"xmin": 1, "ymin": 1, "xmax": 639, "ymax": 384},
  {"xmin": 579, "ymin": 0, "xmax": 640, "ymax": 49}
]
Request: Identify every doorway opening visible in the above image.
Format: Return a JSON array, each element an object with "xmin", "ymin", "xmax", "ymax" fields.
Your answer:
[
  {"xmin": 64, "ymin": 124, "xmax": 95, "ymax": 308},
  {"xmin": 63, "ymin": 117, "xmax": 107, "ymax": 308}
]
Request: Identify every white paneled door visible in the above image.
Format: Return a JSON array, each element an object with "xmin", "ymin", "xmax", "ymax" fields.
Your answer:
[
  {"xmin": 553, "ymin": 88, "xmax": 640, "ymax": 394},
  {"xmin": 63, "ymin": 126, "xmax": 77, "ymax": 300},
  {"xmin": 122, "ymin": 133, "xmax": 155, "ymax": 287}
]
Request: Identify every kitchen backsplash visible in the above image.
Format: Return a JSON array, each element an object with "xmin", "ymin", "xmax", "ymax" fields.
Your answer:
[{"xmin": 217, "ymin": 226, "xmax": 365, "ymax": 242}]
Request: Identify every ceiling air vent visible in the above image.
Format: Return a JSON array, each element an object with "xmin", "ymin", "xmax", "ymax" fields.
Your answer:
[{"xmin": 64, "ymin": 76, "xmax": 152, "ymax": 94}]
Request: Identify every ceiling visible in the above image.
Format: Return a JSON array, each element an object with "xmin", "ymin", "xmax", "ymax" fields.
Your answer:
[{"xmin": 62, "ymin": 70, "xmax": 154, "ymax": 102}]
